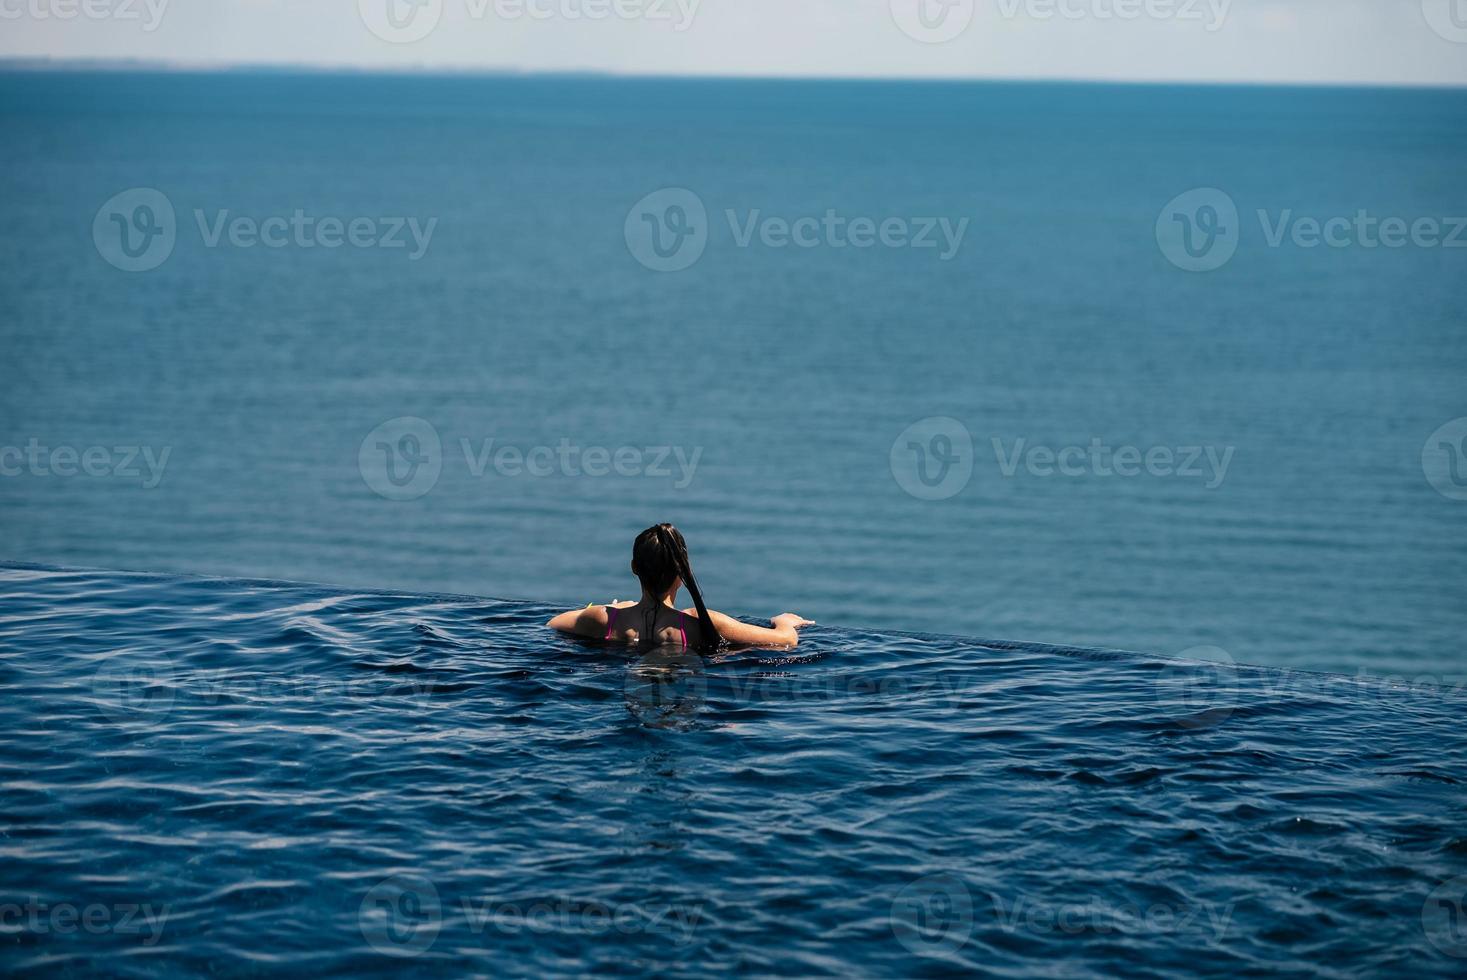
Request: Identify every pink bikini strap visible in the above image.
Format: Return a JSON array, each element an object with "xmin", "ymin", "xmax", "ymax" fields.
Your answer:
[{"xmin": 606, "ymin": 606, "xmax": 686, "ymax": 647}]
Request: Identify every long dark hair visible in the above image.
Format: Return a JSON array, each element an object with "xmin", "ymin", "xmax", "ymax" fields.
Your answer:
[{"xmin": 631, "ymin": 523, "xmax": 719, "ymax": 652}]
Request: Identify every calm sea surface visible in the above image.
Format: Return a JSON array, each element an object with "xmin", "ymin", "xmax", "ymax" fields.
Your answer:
[
  {"xmin": 2, "ymin": 562, "xmax": 1466, "ymax": 976},
  {"xmin": 0, "ymin": 71, "xmax": 1464, "ymax": 678}
]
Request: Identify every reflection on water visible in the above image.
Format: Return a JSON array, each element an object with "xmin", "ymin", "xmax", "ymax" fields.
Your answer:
[{"xmin": 624, "ymin": 647, "xmax": 708, "ymax": 730}]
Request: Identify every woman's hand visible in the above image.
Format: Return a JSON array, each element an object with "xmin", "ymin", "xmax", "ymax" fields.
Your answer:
[{"xmin": 772, "ymin": 613, "xmax": 815, "ymax": 630}]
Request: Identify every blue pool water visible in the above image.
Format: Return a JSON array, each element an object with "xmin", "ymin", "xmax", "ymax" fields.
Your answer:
[
  {"xmin": 1, "ymin": 71, "xmax": 1466, "ymax": 679},
  {"xmin": 3, "ymin": 561, "xmax": 1466, "ymax": 976}
]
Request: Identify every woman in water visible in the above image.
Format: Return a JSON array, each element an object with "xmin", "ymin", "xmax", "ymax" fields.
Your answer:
[{"xmin": 548, "ymin": 523, "xmax": 813, "ymax": 649}]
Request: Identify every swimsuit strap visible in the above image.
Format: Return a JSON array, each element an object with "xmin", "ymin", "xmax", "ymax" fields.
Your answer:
[{"xmin": 606, "ymin": 605, "xmax": 686, "ymax": 647}]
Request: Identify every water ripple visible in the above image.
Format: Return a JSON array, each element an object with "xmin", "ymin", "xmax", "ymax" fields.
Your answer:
[{"xmin": 0, "ymin": 562, "xmax": 1464, "ymax": 976}]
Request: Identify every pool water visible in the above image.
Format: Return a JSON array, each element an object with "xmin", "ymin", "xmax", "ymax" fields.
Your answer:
[{"xmin": 2, "ymin": 561, "xmax": 1465, "ymax": 976}]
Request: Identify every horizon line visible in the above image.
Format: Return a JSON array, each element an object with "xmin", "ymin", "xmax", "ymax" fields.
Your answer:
[{"xmin": 2, "ymin": 56, "xmax": 1466, "ymax": 91}]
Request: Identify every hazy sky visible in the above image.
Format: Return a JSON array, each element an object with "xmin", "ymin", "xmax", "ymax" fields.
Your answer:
[{"xmin": 2, "ymin": 0, "xmax": 1465, "ymax": 85}]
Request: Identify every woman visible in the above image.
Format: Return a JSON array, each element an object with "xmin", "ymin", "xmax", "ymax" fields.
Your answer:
[{"xmin": 547, "ymin": 523, "xmax": 813, "ymax": 649}]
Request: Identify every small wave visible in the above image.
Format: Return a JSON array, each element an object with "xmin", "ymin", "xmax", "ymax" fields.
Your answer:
[{"xmin": 1, "ymin": 561, "xmax": 1464, "ymax": 977}]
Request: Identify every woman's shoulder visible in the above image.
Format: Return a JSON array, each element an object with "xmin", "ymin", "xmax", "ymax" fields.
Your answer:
[
  {"xmin": 581, "ymin": 601, "xmax": 633, "ymax": 619},
  {"xmin": 548, "ymin": 602, "xmax": 612, "ymax": 636},
  {"xmin": 686, "ymin": 607, "xmax": 733, "ymax": 624},
  {"xmin": 585, "ymin": 603, "xmax": 623, "ymax": 623}
]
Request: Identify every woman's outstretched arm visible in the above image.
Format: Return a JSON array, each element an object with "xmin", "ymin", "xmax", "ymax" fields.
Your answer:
[{"xmin": 695, "ymin": 609, "xmax": 814, "ymax": 648}]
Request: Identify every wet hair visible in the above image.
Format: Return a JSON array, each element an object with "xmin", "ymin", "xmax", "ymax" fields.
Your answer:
[{"xmin": 631, "ymin": 523, "xmax": 719, "ymax": 652}]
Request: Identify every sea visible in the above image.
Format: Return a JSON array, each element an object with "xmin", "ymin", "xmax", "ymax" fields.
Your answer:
[{"xmin": 0, "ymin": 69, "xmax": 1465, "ymax": 976}]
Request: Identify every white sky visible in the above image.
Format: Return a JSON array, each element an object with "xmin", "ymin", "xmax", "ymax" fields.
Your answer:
[{"xmin": 1, "ymin": 0, "xmax": 1465, "ymax": 85}]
